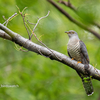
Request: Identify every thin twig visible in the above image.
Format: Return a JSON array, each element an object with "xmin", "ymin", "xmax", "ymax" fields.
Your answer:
[
  {"xmin": 2, "ymin": 16, "xmax": 6, "ymax": 21},
  {"xmin": 22, "ymin": 7, "xmax": 28, "ymax": 14},
  {"xmin": 21, "ymin": 14, "xmax": 31, "ymax": 39},
  {"xmin": 3, "ymin": 13, "xmax": 18, "ymax": 26},
  {"xmin": 20, "ymin": 48, "xmax": 29, "ymax": 52},
  {"xmin": 27, "ymin": 20, "xmax": 36, "ymax": 25},
  {"xmin": 30, "ymin": 11, "xmax": 50, "ymax": 39},
  {"xmin": 17, "ymin": 6, "xmax": 31, "ymax": 40}
]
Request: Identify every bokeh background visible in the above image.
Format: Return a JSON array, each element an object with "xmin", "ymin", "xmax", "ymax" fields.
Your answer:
[{"xmin": 0, "ymin": 0, "xmax": 100, "ymax": 100}]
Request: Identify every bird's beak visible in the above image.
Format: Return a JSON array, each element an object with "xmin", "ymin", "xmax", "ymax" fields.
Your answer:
[{"xmin": 65, "ymin": 31, "xmax": 69, "ymax": 34}]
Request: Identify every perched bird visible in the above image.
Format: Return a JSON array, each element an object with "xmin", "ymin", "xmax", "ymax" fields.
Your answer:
[{"xmin": 65, "ymin": 30, "xmax": 93, "ymax": 96}]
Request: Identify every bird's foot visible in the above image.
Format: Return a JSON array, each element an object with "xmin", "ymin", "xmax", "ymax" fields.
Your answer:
[
  {"xmin": 71, "ymin": 58, "xmax": 74, "ymax": 60},
  {"xmin": 77, "ymin": 61, "xmax": 81, "ymax": 64}
]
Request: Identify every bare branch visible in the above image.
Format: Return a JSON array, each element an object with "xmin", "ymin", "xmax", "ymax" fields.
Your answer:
[
  {"xmin": 3, "ymin": 12, "xmax": 18, "ymax": 26},
  {"xmin": 27, "ymin": 20, "xmax": 36, "ymax": 25},
  {"xmin": 59, "ymin": 0, "xmax": 100, "ymax": 29},
  {"xmin": 30, "ymin": 11, "xmax": 50, "ymax": 39},
  {"xmin": 47, "ymin": 0, "xmax": 100, "ymax": 40},
  {"xmin": 21, "ymin": 14, "xmax": 31, "ymax": 40},
  {"xmin": 16, "ymin": 6, "xmax": 31, "ymax": 40},
  {"xmin": 0, "ymin": 30, "xmax": 12, "ymax": 40},
  {"xmin": 0, "ymin": 23, "xmax": 100, "ymax": 81},
  {"xmin": 58, "ymin": 0, "xmax": 77, "ymax": 11}
]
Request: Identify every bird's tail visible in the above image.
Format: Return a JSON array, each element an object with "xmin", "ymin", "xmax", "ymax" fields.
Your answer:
[
  {"xmin": 76, "ymin": 70, "xmax": 94, "ymax": 96},
  {"xmin": 82, "ymin": 75, "xmax": 94, "ymax": 96},
  {"xmin": 82, "ymin": 64, "xmax": 94, "ymax": 96}
]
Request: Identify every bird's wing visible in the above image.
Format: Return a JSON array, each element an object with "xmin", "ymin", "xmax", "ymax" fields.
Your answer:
[
  {"xmin": 68, "ymin": 51, "xmax": 72, "ymax": 58},
  {"xmin": 79, "ymin": 40, "xmax": 89, "ymax": 64}
]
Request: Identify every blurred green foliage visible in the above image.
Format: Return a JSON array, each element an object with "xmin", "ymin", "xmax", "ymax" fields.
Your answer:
[{"xmin": 0, "ymin": 0, "xmax": 100, "ymax": 100}]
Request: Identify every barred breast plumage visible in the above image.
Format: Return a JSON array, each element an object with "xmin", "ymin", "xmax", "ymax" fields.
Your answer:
[{"xmin": 67, "ymin": 38, "xmax": 81, "ymax": 61}]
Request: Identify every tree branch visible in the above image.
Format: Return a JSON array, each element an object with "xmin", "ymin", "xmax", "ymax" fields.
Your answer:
[
  {"xmin": 58, "ymin": 0, "xmax": 77, "ymax": 12},
  {"xmin": 47, "ymin": 0, "xmax": 100, "ymax": 40},
  {"xmin": 0, "ymin": 30, "xmax": 12, "ymax": 40},
  {"xmin": 59, "ymin": 0, "xmax": 100, "ymax": 29},
  {"xmin": 0, "ymin": 23, "xmax": 100, "ymax": 81}
]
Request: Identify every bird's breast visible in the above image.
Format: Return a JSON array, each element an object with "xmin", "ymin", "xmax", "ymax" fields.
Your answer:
[{"xmin": 67, "ymin": 41, "xmax": 81, "ymax": 61}]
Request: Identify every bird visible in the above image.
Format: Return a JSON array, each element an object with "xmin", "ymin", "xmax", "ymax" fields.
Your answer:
[{"xmin": 65, "ymin": 30, "xmax": 93, "ymax": 96}]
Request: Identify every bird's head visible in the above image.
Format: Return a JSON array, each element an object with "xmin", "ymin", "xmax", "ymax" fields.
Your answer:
[{"xmin": 65, "ymin": 30, "xmax": 78, "ymax": 38}]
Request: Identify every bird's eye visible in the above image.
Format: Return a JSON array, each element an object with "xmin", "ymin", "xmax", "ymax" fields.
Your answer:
[{"xmin": 72, "ymin": 32, "xmax": 74, "ymax": 34}]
